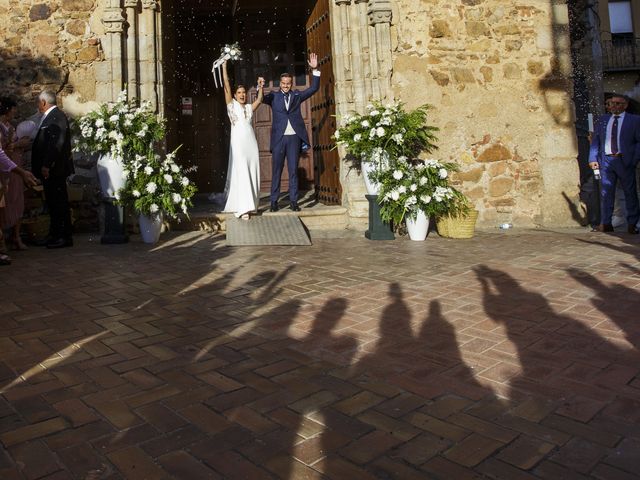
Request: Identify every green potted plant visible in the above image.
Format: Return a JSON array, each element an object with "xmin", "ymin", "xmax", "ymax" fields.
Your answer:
[
  {"xmin": 117, "ymin": 147, "xmax": 197, "ymax": 243},
  {"xmin": 74, "ymin": 91, "xmax": 166, "ymax": 198},
  {"xmin": 333, "ymin": 101, "xmax": 438, "ymax": 195},
  {"xmin": 371, "ymin": 157, "xmax": 468, "ymax": 241}
]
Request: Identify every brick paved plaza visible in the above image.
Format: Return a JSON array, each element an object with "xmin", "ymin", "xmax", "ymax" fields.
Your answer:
[{"xmin": 1, "ymin": 228, "xmax": 640, "ymax": 479}]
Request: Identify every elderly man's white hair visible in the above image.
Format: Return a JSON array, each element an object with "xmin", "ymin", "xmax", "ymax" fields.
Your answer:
[{"xmin": 38, "ymin": 90, "xmax": 57, "ymax": 106}]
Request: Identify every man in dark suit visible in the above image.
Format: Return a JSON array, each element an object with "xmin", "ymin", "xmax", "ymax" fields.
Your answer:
[
  {"xmin": 263, "ymin": 53, "xmax": 320, "ymax": 211},
  {"xmin": 589, "ymin": 94, "xmax": 640, "ymax": 234},
  {"xmin": 31, "ymin": 90, "xmax": 74, "ymax": 248}
]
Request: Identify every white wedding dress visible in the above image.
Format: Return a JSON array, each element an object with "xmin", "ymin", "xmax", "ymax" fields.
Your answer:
[{"xmin": 222, "ymin": 100, "xmax": 260, "ymax": 217}]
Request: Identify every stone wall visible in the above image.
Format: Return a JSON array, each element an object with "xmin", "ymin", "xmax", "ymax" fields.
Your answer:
[
  {"xmin": 390, "ymin": 0, "xmax": 581, "ymax": 227},
  {"xmin": 0, "ymin": 0, "xmax": 104, "ymax": 117}
]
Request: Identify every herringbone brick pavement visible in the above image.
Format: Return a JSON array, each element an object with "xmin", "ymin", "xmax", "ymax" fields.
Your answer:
[{"xmin": 1, "ymin": 229, "xmax": 640, "ymax": 479}]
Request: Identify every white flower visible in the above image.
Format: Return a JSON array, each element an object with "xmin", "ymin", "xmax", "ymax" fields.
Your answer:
[
  {"xmin": 406, "ymin": 196, "xmax": 417, "ymax": 206},
  {"xmin": 181, "ymin": 177, "xmax": 189, "ymax": 186},
  {"xmin": 146, "ymin": 182, "xmax": 157, "ymax": 194},
  {"xmin": 366, "ymin": 104, "xmax": 374, "ymax": 110},
  {"xmin": 230, "ymin": 49, "xmax": 237, "ymax": 56},
  {"xmin": 398, "ymin": 185, "xmax": 407, "ymax": 194},
  {"xmin": 410, "ymin": 183, "xmax": 417, "ymax": 192},
  {"xmin": 419, "ymin": 176, "xmax": 428, "ymax": 185},
  {"xmin": 163, "ymin": 174, "xmax": 173, "ymax": 184},
  {"xmin": 224, "ymin": 46, "xmax": 231, "ymax": 52},
  {"xmin": 369, "ymin": 128, "xmax": 377, "ymax": 139},
  {"xmin": 361, "ymin": 120, "xmax": 370, "ymax": 128},
  {"xmin": 353, "ymin": 134, "xmax": 362, "ymax": 142},
  {"xmin": 133, "ymin": 189, "xmax": 141, "ymax": 198},
  {"xmin": 108, "ymin": 131, "xmax": 118, "ymax": 139},
  {"xmin": 392, "ymin": 170, "xmax": 403, "ymax": 180},
  {"xmin": 438, "ymin": 168, "xmax": 448, "ymax": 179},
  {"xmin": 171, "ymin": 164, "xmax": 180, "ymax": 173},
  {"xmin": 393, "ymin": 133, "xmax": 404, "ymax": 144},
  {"xmin": 172, "ymin": 193, "xmax": 182, "ymax": 203},
  {"xmin": 376, "ymin": 127, "xmax": 385, "ymax": 137},
  {"xmin": 370, "ymin": 110, "xmax": 380, "ymax": 116},
  {"xmin": 122, "ymin": 169, "xmax": 130, "ymax": 179},
  {"xmin": 390, "ymin": 190, "xmax": 400, "ymax": 201},
  {"xmin": 421, "ymin": 195, "xmax": 432, "ymax": 204},
  {"xmin": 95, "ymin": 119, "xmax": 104, "ymax": 128},
  {"xmin": 109, "ymin": 114, "xmax": 119, "ymax": 123},
  {"xmin": 334, "ymin": 129, "xmax": 340, "ymax": 139},
  {"xmin": 149, "ymin": 203, "xmax": 159, "ymax": 213},
  {"xmin": 144, "ymin": 166, "xmax": 153, "ymax": 175},
  {"xmin": 124, "ymin": 119, "xmax": 132, "ymax": 127}
]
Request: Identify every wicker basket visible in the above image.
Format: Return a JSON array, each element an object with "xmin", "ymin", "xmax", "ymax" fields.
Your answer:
[
  {"xmin": 436, "ymin": 209, "xmax": 479, "ymax": 239},
  {"xmin": 22, "ymin": 215, "xmax": 50, "ymax": 242}
]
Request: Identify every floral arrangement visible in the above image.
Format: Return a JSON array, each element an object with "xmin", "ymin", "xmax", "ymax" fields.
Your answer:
[
  {"xmin": 372, "ymin": 157, "xmax": 468, "ymax": 226},
  {"xmin": 117, "ymin": 147, "xmax": 197, "ymax": 220},
  {"xmin": 333, "ymin": 101, "xmax": 438, "ymax": 171},
  {"xmin": 74, "ymin": 91, "xmax": 166, "ymax": 162},
  {"xmin": 222, "ymin": 42, "xmax": 242, "ymax": 61}
]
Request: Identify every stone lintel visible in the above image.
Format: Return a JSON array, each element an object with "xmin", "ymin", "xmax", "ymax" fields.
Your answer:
[{"xmin": 368, "ymin": 0, "xmax": 392, "ymax": 25}]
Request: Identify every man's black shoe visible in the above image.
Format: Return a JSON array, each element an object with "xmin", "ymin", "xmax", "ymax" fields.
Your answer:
[
  {"xmin": 270, "ymin": 203, "xmax": 279, "ymax": 212},
  {"xmin": 46, "ymin": 238, "xmax": 73, "ymax": 249},
  {"xmin": 629, "ymin": 225, "xmax": 640, "ymax": 234},
  {"xmin": 33, "ymin": 236, "xmax": 52, "ymax": 247},
  {"xmin": 290, "ymin": 203, "xmax": 301, "ymax": 212}
]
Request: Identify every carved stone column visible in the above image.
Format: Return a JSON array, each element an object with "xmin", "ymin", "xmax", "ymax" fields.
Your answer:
[
  {"xmin": 139, "ymin": 0, "xmax": 159, "ymax": 110},
  {"xmin": 100, "ymin": 0, "xmax": 126, "ymax": 103},
  {"xmin": 367, "ymin": 0, "xmax": 392, "ymax": 102},
  {"xmin": 124, "ymin": 0, "xmax": 140, "ymax": 101}
]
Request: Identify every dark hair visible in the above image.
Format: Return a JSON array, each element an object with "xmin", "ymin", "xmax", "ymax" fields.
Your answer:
[
  {"xmin": 0, "ymin": 97, "xmax": 17, "ymax": 116},
  {"xmin": 280, "ymin": 73, "xmax": 293, "ymax": 80},
  {"xmin": 234, "ymin": 84, "xmax": 247, "ymax": 94},
  {"xmin": 606, "ymin": 93, "xmax": 628, "ymax": 102}
]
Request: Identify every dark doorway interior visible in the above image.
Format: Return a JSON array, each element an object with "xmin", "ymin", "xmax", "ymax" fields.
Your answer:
[{"xmin": 162, "ymin": 0, "xmax": 316, "ymax": 195}]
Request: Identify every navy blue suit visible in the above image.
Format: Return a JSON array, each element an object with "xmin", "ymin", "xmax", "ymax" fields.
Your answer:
[
  {"xmin": 589, "ymin": 112, "xmax": 640, "ymax": 227},
  {"xmin": 263, "ymin": 73, "xmax": 320, "ymax": 204}
]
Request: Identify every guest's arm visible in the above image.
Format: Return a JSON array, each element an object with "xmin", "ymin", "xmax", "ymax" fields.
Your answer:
[{"xmin": 0, "ymin": 146, "xmax": 37, "ymax": 186}]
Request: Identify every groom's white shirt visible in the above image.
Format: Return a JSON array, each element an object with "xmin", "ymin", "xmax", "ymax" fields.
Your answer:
[{"xmin": 284, "ymin": 70, "xmax": 321, "ymax": 135}]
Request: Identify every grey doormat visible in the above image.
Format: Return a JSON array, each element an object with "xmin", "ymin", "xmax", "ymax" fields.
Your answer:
[{"xmin": 226, "ymin": 215, "xmax": 311, "ymax": 246}]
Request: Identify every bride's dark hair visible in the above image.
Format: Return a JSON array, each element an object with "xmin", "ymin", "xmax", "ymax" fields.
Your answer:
[{"xmin": 234, "ymin": 84, "xmax": 247, "ymax": 94}]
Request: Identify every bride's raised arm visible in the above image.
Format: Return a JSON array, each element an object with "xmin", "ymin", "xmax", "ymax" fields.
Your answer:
[
  {"xmin": 252, "ymin": 77, "xmax": 264, "ymax": 112},
  {"xmin": 222, "ymin": 60, "xmax": 233, "ymax": 105}
]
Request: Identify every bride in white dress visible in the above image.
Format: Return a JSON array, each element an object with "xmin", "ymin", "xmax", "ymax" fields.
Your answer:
[{"xmin": 221, "ymin": 60, "xmax": 264, "ymax": 219}]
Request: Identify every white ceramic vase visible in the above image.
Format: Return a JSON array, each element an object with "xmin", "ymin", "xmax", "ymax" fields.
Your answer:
[
  {"xmin": 406, "ymin": 210, "xmax": 430, "ymax": 241},
  {"xmin": 361, "ymin": 151, "xmax": 389, "ymax": 196},
  {"xmin": 139, "ymin": 213, "xmax": 163, "ymax": 244},
  {"xmin": 96, "ymin": 153, "xmax": 126, "ymax": 198}
]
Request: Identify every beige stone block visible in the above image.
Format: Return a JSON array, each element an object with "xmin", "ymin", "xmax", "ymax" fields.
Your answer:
[
  {"xmin": 466, "ymin": 21, "xmax": 488, "ymax": 37},
  {"xmin": 77, "ymin": 46, "xmax": 100, "ymax": 63},
  {"xmin": 460, "ymin": 151, "xmax": 475, "ymax": 165},
  {"xmin": 488, "ymin": 161, "xmax": 508, "ymax": 177},
  {"xmin": 489, "ymin": 177, "xmax": 514, "ymax": 197},
  {"xmin": 430, "ymin": 70, "xmax": 449, "ymax": 86},
  {"xmin": 479, "ymin": 66, "xmax": 493, "ymax": 83},
  {"xmin": 63, "ymin": 52, "xmax": 77, "ymax": 63},
  {"xmin": 477, "ymin": 144, "xmax": 512, "ymax": 163},
  {"xmin": 33, "ymin": 35, "xmax": 59, "ymax": 57},
  {"xmin": 505, "ymin": 40, "xmax": 522, "ymax": 51},
  {"xmin": 61, "ymin": 0, "xmax": 94, "ymax": 12},
  {"xmin": 68, "ymin": 68, "xmax": 96, "ymax": 103},
  {"xmin": 539, "ymin": 156, "xmax": 580, "ymax": 226},
  {"xmin": 452, "ymin": 68, "xmax": 475, "ymax": 84},
  {"xmin": 503, "ymin": 63, "xmax": 522, "ymax": 80},
  {"xmin": 494, "ymin": 24, "xmax": 520, "ymax": 36},
  {"xmin": 464, "ymin": 185, "xmax": 485, "ymax": 201},
  {"xmin": 68, "ymin": 39, "xmax": 82, "ymax": 51},
  {"xmin": 527, "ymin": 60, "xmax": 544, "ymax": 76},
  {"xmin": 430, "ymin": 20, "xmax": 451, "ymax": 38},
  {"xmin": 468, "ymin": 39, "xmax": 491, "ymax": 52},
  {"xmin": 486, "ymin": 54, "xmax": 500, "ymax": 64},
  {"xmin": 455, "ymin": 166, "xmax": 484, "ymax": 183},
  {"xmin": 488, "ymin": 197, "xmax": 515, "ymax": 207},
  {"xmin": 66, "ymin": 19, "xmax": 87, "ymax": 36},
  {"xmin": 478, "ymin": 101, "xmax": 497, "ymax": 117}
]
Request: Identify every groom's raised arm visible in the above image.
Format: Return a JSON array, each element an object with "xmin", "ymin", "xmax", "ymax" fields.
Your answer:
[{"xmin": 299, "ymin": 53, "xmax": 321, "ymax": 101}]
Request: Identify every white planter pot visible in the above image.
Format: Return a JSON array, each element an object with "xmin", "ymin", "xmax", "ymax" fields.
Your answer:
[
  {"xmin": 139, "ymin": 213, "xmax": 163, "ymax": 244},
  {"xmin": 361, "ymin": 160, "xmax": 381, "ymax": 196},
  {"xmin": 406, "ymin": 210, "xmax": 430, "ymax": 241},
  {"xmin": 361, "ymin": 151, "xmax": 390, "ymax": 196},
  {"xmin": 96, "ymin": 153, "xmax": 126, "ymax": 198}
]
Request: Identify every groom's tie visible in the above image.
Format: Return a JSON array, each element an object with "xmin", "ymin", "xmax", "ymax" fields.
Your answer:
[{"xmin": 283, "ymin": 92, "xmax": 290, "ymax": 111}]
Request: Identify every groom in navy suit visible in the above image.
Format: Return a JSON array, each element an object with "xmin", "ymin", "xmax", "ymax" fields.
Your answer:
[
  {"xmin": 263, "ymin": 53, "xmax": 320, "ymax": 211},
  {"xmin": 589, "ymin": 94, "xmax": 640, "ymax": 234}
]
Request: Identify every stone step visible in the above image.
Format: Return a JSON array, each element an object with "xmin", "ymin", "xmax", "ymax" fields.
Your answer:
[{"xmin": 169, "ymin": 194, "xmax": 349, "ymax": 232}]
